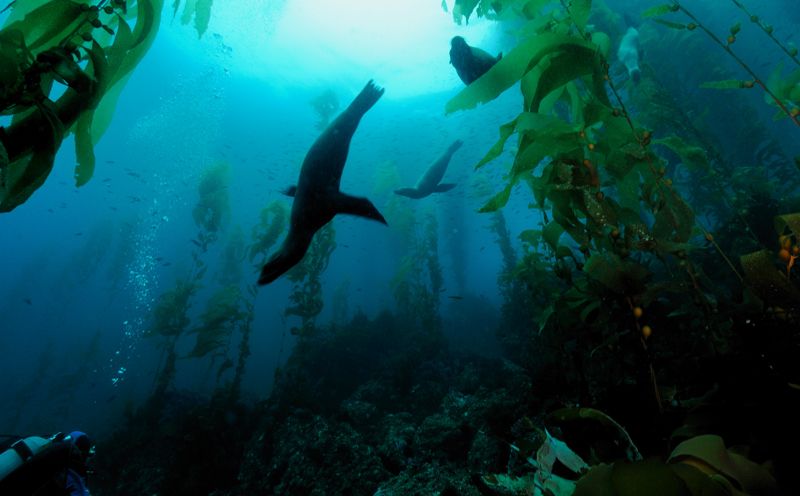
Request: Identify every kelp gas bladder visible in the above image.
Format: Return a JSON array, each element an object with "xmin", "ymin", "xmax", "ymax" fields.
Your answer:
[{"xmin": 0, "ymin": 0, "xmax": 164, "ymax": 212}]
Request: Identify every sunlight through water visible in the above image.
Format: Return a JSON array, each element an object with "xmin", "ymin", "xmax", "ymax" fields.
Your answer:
[{"xmin": 166, "ymin": 0, "xmax": 498, "ymax": 98}]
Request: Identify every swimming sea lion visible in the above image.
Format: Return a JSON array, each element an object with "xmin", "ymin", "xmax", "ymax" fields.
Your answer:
[
  {"xmin": 617, "ymin": 27, "xmax": 641, "ymax": 83},
  {"xmin": 449, "ymin": 36, "xmax": 502, "ymax": 85},
  {"xmin": 394, "ymin": 139, "xmax": 463, "ymax": 199},
  {"xmin": 258, "ymin": 80, "xmax": 387, "ymax": 285}
]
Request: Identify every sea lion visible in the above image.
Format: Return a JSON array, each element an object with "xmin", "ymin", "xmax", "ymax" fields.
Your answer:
[
  {"xmin": 449, "ymin": 36, "xmax": 502, "ymax": 85},
  {"xmin": 394, "ymin": 139, "xmax": 463, "ymax": 199},
  {"xmin": 617, "ymin": 19, "xmax": 641, "ymax": 84},
  {"xmin": 258, "ymin": 80, "xmax": 387, "ymax": 285}
]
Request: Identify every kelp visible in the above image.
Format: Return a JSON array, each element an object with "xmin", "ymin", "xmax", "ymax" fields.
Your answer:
[
  {"xmin": 391, "ymin": 212, "xmax": 443, "ymax": 331},
  {"xmin": 172, "ymin": 0, "xmax": 214, "ymax": 38},
  {"xmin": 188, "ymin": 285, "xmax": 245, "ymax": 359},
  {"xmin": 193, "ymin": 161, "xmax": 231, "ymax": 236},
  {"xmin": 285, "ymin": 223, "xmax": 337, "ymax": 338},
  {"xmin": 249, "ymin": 201, "xmax": 288, "ymax": 265},
  {"xmin": 0, "ymin": 0, "xmax": 164, "ymax": 211}
]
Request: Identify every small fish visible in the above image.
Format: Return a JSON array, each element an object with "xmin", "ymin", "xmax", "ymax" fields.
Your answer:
[
  {"xmin": 126, "ymin": 171, "xmax": 141, "ymax": 178},
  {"xmin": 191, "ymin": 239, "xmax": 202, "ymax": 247},
  {"xmin": 75, "ymin": 232, "xmax": 83, "ymax": 236},
  {"xmin": 23, "ymin": 297, "xmax": 32, "ymax": 305},
  {"xmin": 448, "ymin": 295, "xmax": 464, "ymax": 300}
]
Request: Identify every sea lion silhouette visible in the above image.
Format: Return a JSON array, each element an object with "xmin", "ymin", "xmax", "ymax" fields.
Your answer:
[
  {"xmin": 449, "ymin": 36, "xmax": 502, "ymax": 85},
  {"xmin": 394, "ymin": 139, "xmax": 463, "ymax": 199},
  {"xmin": 258, "ymin": 80, "xmax": 387, "ymax": 285}
]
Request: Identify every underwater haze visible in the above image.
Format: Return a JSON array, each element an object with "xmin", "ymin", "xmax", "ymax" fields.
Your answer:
[{"xmin": 1, "ymin": 0, "xmax": 800, "ymax": 495}]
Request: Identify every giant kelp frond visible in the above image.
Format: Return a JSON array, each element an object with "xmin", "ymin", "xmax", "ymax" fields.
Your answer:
[
  {"xmin": 188, "ymin": 285, "xmax": 244, "ymax": 359},
  {"xmin": 193, "ymin": 161, "xmax": 231, "ymax": 234},
  {"xmin": 0, "ymin": 0, "xmax": 165, "ymax": 211},
  {"xmin": 172, "ymin": 0, "xmax": 214, "ymax": 38},
  {"xmin": 149, "ymin": 278, "xmax": 197, "ymax": 338},
  {"xmin": 249, "ymin": 201, "xmax": 288, "ymax": 264},
  {"xmin": 285, "ymin": 223, "xmax": 336, "ymax": 337}
]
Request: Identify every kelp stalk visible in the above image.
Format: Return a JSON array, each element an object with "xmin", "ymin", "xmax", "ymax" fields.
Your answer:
[
  {"xmin": 729, "ymin": 0, "xmax": 800, "ymax": 68},
  {"xmin": 670, "ymin": 1, "xmax": 800, "ymax": 127}
]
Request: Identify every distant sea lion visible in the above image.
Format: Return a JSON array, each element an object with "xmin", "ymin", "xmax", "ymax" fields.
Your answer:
[
  {"xmin": 394, "ymin": 139, "xmax": 463, "ymax": 199},
  {"xmin": 258, "ymin": 80, "xmax": 387, "ymax": 285},
  {"xmin": 449, "ymin": 36, "xmax": 502, "ymax": 85},
  {"xmin": 617, "ymin": 27, "xmax": 641, "ymax": 83}
]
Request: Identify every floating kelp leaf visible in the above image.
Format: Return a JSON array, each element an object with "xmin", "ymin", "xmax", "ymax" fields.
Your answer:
[
  {"xmin": 653, "ymin": 19, "xmax": 687, "ymax": 30},
  {"xmin": 529, "ymin": 429, "xmax": 588, "ymax": 495},
  {"xmin": 653, "ymin": 135, "xmax": 709, "ymax": 171},
  {"xmin": 479, "ymin": 183, "xmax": 514, "ymax": 213},
  {"xmin": 0, "ymin": 101, "xmax": 64, "ymax": 212},
  {"xmin": 729, "ymin": 22, "xmax": 741, "ymax": 36},
  {"xmin": 193, "ymin": 0, "xmax": 213, "ymax": 38},
  {"xmin": 2, "ymin": 0, "xmax": 87, "ymax": 55},
  {"xmin": 452, "ymin": 0, "xmax": 480, "ymax": 24},
  {"xmin": 542, "ymin": 220, "xmax": 564, "ymax": 252},
  {"xmin": 642, "ymin": 4, "xmax": 675, "ymax": 18},
  {"xmin": 740, "ymin": 249, "xmax": 800, "ymax": 308},
  {"xmin": 668, "ymin": 435, "xmax": 779, "ymax": 495},
  {"xmin": 773, "ymin": 213, "xmax": 800, "ymax": 237},
  {"xmin": 74, "ymin": 41, "xmax": 108, "ymax": 186},
  {"xmin": 548, "ymin": 407, "xmax": 643, "ymax": 462},
  {"xmin": 522, "ymin": 43, "xmax": 602, "ymax": 112},
  {"xmin": 73, "ymin": 0, "xmax": 163, "ymax": 187},
  {"xmin": 651, "ymin": 193, "xmax": 695, "ymax": 244},
  {"xmin": 584, "ymin": 252, "xmax": 649, "ymax": 295},
  {"xmin": 569, "ymin": 0, "xmax": 592, "ymax": 30},
  {"xmin": 700, "ymin": 79, "xmax": 747, "ymax": 90}
]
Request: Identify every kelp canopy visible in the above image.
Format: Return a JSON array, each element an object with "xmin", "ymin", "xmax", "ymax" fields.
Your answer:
[{"xmin": 0, "ymin": 0, "xmax": 164, "ymax": 212}]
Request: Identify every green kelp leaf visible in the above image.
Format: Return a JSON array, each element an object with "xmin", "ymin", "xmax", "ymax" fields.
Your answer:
[
  {"xmin": 479, "ymin": 182, "xmax": 514, "ymax": 212},
  {"xmin": 3, "ymin": 0, "xmax": 87, "ymax": 55},
  {"xmin": 774, "ymin": 213, "xmax": 800, "ymax": 237},
  {"xmin": 700, "ymin": 80, "xmax": 746, "ymax": 90},
  {"xmin": 73, "ymin": 41, "xmax": 109, "ymax": 187},
  {"xmin": 475, "ymin": 117, "xmax": 518, "ymax": 169},
  {"xmin": 650, "ymin": 189, "xmax": 695, "ymax": 244},
  {"xmin": 570, "ymin": 0, "xmax": 592, "ymax": 30},
  {"xmin": 740, "ymin": 250, "xmax": 800, "ymax": 308},
  {"xmin": 72, "ymin": 0, "xmax": 163, "ymax": 186},
  {"xmin": 452, "ymin": 0, "xmax": 480, "ymax": 24},
  {"xmin": 521, "ymin": 44, "xmax": 601, "ymax": 112},
  {"xmin": 173, "ymin": 0, "xmax": 181, "ymax": 17},
  {"xmin": 446, "ymin": 32, "xmax": 593, "ymax": 113},
  {"xmin": 194, "ymin": 0, "xmax": 213, "ymax": 38},
  {"xmin": 543, "ymin": 220, "xmax": 564, "ymax": 252},
  {"xmin": 653, "ymin": 19, "xmax": 687, "ymax": 30},
  {"xmin": 642, "ymin": 4, "xmax": 675, "ymax": 18},
  {"xmin": 654, "ymin": 135, "xmax": 709, "ymax": 172},
  {"xmin": 584, "ymin": 252, "xmax": 649, "ymax": 295},
  {"xmin": 478, "ymin": 111, "xmax": 577, "ymax": 170},
  {"xmin": 0, "ymin": 102, "xmax": 64, "ymax": 212}
]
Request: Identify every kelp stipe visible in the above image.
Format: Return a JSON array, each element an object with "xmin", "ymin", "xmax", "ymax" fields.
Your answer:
[{"xmin": 645, "ymin": 2, "xmax": 800, "ymax": 126}]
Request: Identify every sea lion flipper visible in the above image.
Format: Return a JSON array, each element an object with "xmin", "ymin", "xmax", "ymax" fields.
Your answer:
[
  {"xmin": 282, "ymin": 185, "xmax": 298, "ymax": 197},
  {"xmin": 336, "ymin": 192, "xmax": 387, "ymax": 225},
  {"xmin": 349, "ymin": 80, "xmax": 385, "ymax": 115},
  {"xmin": 434, "ymin": 183, "xmax": 457, "ymax": 193}
]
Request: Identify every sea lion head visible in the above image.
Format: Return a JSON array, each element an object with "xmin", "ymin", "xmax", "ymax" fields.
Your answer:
[{"xmin": 451, "ymin": 36, "xmax": 468, "ymax": 51}]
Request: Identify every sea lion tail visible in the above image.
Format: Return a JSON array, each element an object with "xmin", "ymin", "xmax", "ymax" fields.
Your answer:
[
  {"xmin": 434, "ymin": 183, "xmax": 457, "ymax": 193},
  {"xmin": 336, "ymin": 192, "xmax": 388, "ymax": 225},
  {"xmin": 350, "ymin": 80, "xmax": 385, "ymax": 115},
  {"xmin": 449, "ymin": 139, "xmax": 464, "ymax": 153}
]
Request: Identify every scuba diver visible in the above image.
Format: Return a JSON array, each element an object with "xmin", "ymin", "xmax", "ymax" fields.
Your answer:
[{"xmin": 0, "ymin": 431, "xmax": 94, "ymax": 495}]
